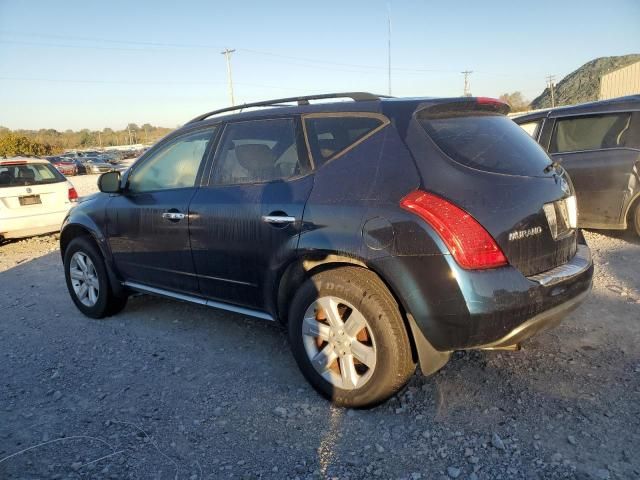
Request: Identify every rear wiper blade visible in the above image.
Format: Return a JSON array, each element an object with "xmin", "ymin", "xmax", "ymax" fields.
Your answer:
[{"xmin": 544, "ymin": 161, "xmax": 562, "ymax": 174}]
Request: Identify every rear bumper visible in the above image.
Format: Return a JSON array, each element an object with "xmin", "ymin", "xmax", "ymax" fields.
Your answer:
[
  {"xmin": 473, "ymin": 288, "xmax": 589, "ymax": 349},
  {"xmin": 0, "ymin": 208, "xmax": 71, "ymax": 239},
  {"xmin": 374, "ymin": 240, "xmax": 593, "ymax": 352}
]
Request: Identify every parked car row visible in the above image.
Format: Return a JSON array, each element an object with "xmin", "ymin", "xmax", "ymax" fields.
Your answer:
[{"xmin": 46, "ymin": 152, "xmax": 118, "ymax": 175}]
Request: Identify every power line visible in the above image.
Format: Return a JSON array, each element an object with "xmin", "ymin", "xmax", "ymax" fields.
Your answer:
[{"xmin": 0, "ymin": 31, "xmax": 464, "ymax": 74}]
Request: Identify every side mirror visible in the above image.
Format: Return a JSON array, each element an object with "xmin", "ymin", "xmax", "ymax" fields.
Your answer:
[{"xmin": 98, "ymin": 171, "xmax": 122, "ymax": 194}]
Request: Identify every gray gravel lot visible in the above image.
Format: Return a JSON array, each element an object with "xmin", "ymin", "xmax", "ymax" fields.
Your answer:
[{"xmin": 0, "ymin": 192, "xmax": 639, "ymax": 479}]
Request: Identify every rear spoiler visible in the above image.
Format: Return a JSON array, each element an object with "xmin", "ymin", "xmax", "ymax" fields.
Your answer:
[{"xmin": 416, "ymin": 97, "xmax": 510, "ymax": 118}]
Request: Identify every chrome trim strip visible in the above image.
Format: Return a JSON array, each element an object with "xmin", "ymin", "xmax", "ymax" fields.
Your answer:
[
  {"xmin": 527, "ymin": 245, "xmax": 592, "ymax": 287},
  {"xmin": 262, "ymin": 215, "xmax": 296, "ymax": 224},
  {"xmin": 123, "ymin": 281, "xmax": 275, "ymax": 321}
]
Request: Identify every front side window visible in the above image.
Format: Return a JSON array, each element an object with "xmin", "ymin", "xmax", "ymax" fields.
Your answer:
[
  {"xmin": 212, "ymin": 118, "xmax": 306, "ymax": 185},
  {"xmin": 550, "ymin": 113, "xmax": 632, "ymax": 153},
  {"xmin": 304, "ymin": 115, "xmax": 386, "ymax": 162},
  {"xmin": 128, "ymin": 128, "xmax": 215, "ymax": 193}
]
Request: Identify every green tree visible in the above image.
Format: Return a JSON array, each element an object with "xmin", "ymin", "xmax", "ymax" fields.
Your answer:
[{"xmin": 0, "ymin": 132, "xmax": 59, "ymax": 156}]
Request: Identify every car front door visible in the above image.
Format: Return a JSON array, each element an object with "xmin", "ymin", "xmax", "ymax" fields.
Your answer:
[
  {"xmin": 106, "ymin": 127, "xmax": 218, "ymax": 293},
  {"xmin": 188, "ymin": 117, "xmax": 313, "ymax": 313},
  {"xmin": 548, "ymin": 112, "xmax": 638, "ymax": 227}
]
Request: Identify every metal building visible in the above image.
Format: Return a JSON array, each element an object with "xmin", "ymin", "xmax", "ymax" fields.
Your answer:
[{"xmin": 600, "ymin": 61, "xmax": 640, "ymax": 100}]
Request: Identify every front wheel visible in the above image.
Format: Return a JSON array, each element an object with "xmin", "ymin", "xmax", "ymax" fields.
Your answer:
[
  {"xmin": 64, "ymin": 236, "xmax": 128, "ymax": 318},
  {"xmin": 288, "ymin": 267, "xmax": 415, "ymax": 408}
]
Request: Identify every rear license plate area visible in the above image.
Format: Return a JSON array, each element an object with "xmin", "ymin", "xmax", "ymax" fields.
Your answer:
[
  {"xmin": 19, "ymin": 194, "xmax": 41, "ymax": 206},
  {"xmin": 543, "ymin": 196, "xmax": 577, "ymax": 240}
]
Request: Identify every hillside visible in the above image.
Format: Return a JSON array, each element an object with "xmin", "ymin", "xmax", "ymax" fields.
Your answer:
[{"xmin": 530, "ymin": 54, "xmax": 640, "ymax": 109}]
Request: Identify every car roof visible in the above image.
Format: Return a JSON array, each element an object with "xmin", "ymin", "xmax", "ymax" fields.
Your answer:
[
  {"xmin": 187, "ymin": 93, "xmax": 508, "ymax": 129},
  {"xmin": 0, "ymin": 157, "xmax": 50, "ymax": 165},
  {"xmin": 513, "ymin": 95, "xmax": 640, "ymax": 123}
]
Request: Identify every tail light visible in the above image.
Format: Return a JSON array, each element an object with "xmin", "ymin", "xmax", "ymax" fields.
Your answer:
[
  {"xmin": 68, "ymin": 187, "xmax": 78, "ymax": 202},
  {"xmin": 400, "ymin": 190, "xmax": 507, "ymax": 270}
]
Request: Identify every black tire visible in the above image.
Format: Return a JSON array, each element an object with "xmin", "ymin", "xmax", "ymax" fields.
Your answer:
[
  {"xmin": 633, "ymin": 202, "xmax": 640, "ymax": 238},
  {"xmin": 288, "ymin": 266, "xmax": 415, "ymax": 408},
  {"xmin": 64, "ymin": 236, "xmax": 128, "ymax": 318}
]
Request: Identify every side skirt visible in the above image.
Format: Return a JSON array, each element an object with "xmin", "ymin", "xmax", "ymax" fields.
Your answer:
[{"xmin": 123, "ymin": 281, "xmax": 275, "ymax": 322}]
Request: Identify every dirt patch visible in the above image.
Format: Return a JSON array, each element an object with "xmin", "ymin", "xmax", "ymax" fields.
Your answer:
[{"xmin": 0, "ymin": 229, "xmax": 638, "ymax": 479}]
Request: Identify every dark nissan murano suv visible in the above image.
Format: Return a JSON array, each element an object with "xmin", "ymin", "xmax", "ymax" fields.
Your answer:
[{"xmin": 60, "ymin": 92, "xmax": 593, "ymax": 407}]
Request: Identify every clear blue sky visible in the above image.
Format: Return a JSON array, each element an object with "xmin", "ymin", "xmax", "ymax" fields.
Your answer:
[{"xmin": 1, "ymin": 0, "xmax": 638, "ymax": 130}]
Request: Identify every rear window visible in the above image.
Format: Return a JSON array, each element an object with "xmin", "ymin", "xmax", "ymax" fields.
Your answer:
[
  {"xmin": 549, "ymin": 113, "xmax": 632, "ymax": 153},
  {"xmin": 304, "ymin": 115, "xmax": 386, "ymax": 163},
  {"xmin": 418, "ymin": 112, "xmax": 552, "ymax": 176},
  {"xmin": 0, "ymin": 163, "xmax": 65, "ymax": 188}
]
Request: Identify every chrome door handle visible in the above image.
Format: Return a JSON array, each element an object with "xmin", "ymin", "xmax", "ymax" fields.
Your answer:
[
  {"xmin": 262, "ymin": 215, "xmax": 296, "ymax": 225},
  {"xmin": 162, "ymin": 212, "xmax": 186, "ymax": 221}
]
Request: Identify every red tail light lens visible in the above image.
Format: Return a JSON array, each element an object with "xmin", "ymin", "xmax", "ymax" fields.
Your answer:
[
  {"xmin": 68, "ymin": 187, "xmax": 78, "ymax": 202},
  {"xmin": 400, "ymin": 190, "xmax": 507, "ymax": 270}
]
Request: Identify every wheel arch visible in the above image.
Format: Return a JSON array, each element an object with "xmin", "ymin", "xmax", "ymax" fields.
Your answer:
[
  {"xmin": 276, "ymin": 253, "xmax": 450, "ymax": 375},
  {"xmin": 60, "ymin": 221, "xmax": 125, "ymax": 297}
]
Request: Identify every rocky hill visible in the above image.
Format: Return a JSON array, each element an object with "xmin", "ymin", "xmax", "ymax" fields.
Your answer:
[{"xmin": 530, "ymin": 54, "xmax": 640, "ymax": 109}]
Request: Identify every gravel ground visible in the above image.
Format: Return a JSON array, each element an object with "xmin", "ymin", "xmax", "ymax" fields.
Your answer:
[{"xmin": 0, "ymin": 192, "xmax": 639, "ymax": 479}]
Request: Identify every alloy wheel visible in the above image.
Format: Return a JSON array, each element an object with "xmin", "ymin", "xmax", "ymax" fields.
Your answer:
[
  {"xmin": 302, "ymin": 296, "xmax": 377, "ymax": 390},
  {"xmin": 69, "ymin": 251, "xmax": 100, "ymax": 307}
]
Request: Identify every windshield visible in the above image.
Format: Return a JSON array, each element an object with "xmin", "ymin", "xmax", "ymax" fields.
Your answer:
[
  {"xmin": 0, "ymin": 163, "xmax": 66, "ymax": 188},
  {"xmin": 418, "ymin": 112, "xmax": 552, "ymax": 176}
]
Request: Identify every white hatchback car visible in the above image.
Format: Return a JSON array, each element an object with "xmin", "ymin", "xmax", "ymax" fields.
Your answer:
[{"xmin": 0, "ymin": 157, "xmax": 78, "ymax": 240}]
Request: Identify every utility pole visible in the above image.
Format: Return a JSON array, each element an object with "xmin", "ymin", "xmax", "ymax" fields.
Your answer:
[
  {"xmin": 221, "ymin": 48, "xmax": 236, "ymax": 106},
  {"xmin": 387, "ymin": 7, "xmax": 392, "ymax": 96},
  {"xmin": 127, "ymin": 125, "xmax": 132, "ymax": 145},
  {"xmin": 461, "ymin": 70, "xmax": 473, "ymax": 97},
  {"xmin": 545, "ymin": 75, "xmax": 556, "ymax": 107},
  {"xmin": 98, "ymin": 131, "xmax": 102, "ymax": 149}
]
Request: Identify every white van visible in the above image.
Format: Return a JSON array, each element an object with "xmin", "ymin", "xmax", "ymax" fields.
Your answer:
[{"xmin": 0, "ymin": 157, "xmax": 78, "ymax": 240}]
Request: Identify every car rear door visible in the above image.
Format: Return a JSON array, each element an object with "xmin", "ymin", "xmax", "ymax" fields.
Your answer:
[
  {"xmin": 547, "ymin": 112, "xmax": 638, "ymax": 227},
  {"xmin": 105, "ymin": 127, "xmax": 218, "ymax": 294},
  {"xmin": 188, "ymin": 117, "xmax": 313, "ymax": 312}
]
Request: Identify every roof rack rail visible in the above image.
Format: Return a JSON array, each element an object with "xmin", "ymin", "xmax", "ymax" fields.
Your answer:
[{"xmin": 187, "ymin": 92, "xmax": 389, "ymax": 124}]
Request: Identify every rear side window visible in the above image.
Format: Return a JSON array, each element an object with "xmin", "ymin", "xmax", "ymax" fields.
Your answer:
[
  {"xmin": 212, "ymin": 118, "xmax": 308, "ymax": 185},
  {"xmin": 0, "ymin": 163, "xmax": 65, "ymax": 188},
  {"xmin": 549, "ymin": 113, "xmax": 632, "ymax": 153},
  {"xmin": 418, "ymin": 112, "xmax": 552, "ymax": 176},
  {"xmin": 304, "ymin": 115, "xmax": 386, "ymax": 162}
]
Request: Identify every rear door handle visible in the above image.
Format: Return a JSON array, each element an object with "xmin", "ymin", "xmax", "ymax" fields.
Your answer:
[
  {"xmin": 262, "ymin": 215, "xmax": 296, "ymax": 225},
  {"xmin": 162, "ymin": 211, "xmax": 186, "ymax": 221}
]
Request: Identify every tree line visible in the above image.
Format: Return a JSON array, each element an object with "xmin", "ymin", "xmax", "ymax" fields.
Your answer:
[{"xmin": 0, "ymin": 123, "xmax": 174, "ymax": 157}]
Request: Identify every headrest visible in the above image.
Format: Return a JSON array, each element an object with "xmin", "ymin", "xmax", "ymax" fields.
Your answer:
[
  {"xmin": 235, "ymin": 144, "xmax": 276, "ymax": 173},
  {"xmin": 17, "ymin": 168, "xmax": 35, "ymax": 179}
]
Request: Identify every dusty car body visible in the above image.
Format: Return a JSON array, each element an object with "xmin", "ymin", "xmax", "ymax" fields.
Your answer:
[
  {"xmin": 514, "ymin": 95, "xmax": 640, "ymax": 235},
  {"xmin": 60, "ymin": 93, "xmax": 593, "ymax": 407}
]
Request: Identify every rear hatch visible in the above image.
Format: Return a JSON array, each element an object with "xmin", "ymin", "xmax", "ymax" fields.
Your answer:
[
  {"xmin": 401, "ymin": 98, "xmax": 577, "ymax": 276},
  {"xmin": 0, "ymin": 161, "xmax": 72, "ymax": 215}
]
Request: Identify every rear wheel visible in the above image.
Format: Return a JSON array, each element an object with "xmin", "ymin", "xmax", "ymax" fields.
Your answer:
[
  {"xmin": 288, "ymin": 267, "xmax": 415, "ymax": 408},
  {"xmin": 64, "ymin": 236, "xmax": 128, "ymax": 318}
]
